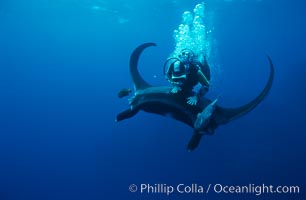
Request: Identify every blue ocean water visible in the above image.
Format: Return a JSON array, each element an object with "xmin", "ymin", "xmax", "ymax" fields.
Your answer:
[{"xmin": 0, "ymin": 0, "xmax": 305, "ymax": 199}]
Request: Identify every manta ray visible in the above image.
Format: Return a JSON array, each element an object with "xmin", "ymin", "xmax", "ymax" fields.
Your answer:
[{"xmin": 116, "ymin": 42, "xmax": 274, "ymax": 151}]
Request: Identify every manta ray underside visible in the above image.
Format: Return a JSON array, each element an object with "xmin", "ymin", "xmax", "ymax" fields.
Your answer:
[{"xmin": 116, "ymin": 43, "xmax": 274, "ymax": 151}]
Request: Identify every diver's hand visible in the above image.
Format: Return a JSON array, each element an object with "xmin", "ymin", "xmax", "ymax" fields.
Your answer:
[
  {"xmin": 171, "ymin": 85, "xmax": 182, "ymax": 93},
  {"xmin": 187, "ymin": 96, "xmax": 198, "ymax": 106}
]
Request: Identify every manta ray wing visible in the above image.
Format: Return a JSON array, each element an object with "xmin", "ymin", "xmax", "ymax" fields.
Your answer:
[{"xmin": 116, "ymin": 43, "xmax": 274, "ymax": 151}]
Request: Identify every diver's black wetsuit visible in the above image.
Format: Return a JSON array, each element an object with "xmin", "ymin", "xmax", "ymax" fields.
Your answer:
[{"xmin": 168, "ymin": 60, "xmax": 210, "ymax": 95}]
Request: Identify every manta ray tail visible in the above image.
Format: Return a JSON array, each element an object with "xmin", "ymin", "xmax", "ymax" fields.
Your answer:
[{"xmin": 130, "ymin": 42, "xmax": 156, "ymax": 91}]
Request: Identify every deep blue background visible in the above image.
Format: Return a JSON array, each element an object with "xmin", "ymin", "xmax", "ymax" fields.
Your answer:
[{"xmin": 0, "ymin": 0, "xmax": 305, "ymax": 199}]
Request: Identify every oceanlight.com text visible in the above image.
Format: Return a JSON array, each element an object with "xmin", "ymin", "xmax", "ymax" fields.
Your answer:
[{"xmin": 128, "ymin": 183, "xmax": 300, "ymax": 196}]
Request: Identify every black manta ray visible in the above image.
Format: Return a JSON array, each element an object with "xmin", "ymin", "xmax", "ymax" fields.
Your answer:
[{"xmin": 116, "ymin": 43, "xmax": 274, "ymax": 151}]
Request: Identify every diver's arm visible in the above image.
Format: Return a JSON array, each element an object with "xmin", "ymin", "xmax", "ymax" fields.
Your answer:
[{"xmin": 197, "ymin": 70, "xmax": 210, "ymax": 87}]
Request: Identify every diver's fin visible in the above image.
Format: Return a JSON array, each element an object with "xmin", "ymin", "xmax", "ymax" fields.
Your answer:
[
  {"xmin": 214, "ymin": 55, "xmax": 274, "ymax": 125},
  {"xmin": 130, "ymin": 43, "xmax": 156, "ymax": 91},
  {"xmin": 186, "ymin": 132, "xmax": 203, "ymax": 151}
]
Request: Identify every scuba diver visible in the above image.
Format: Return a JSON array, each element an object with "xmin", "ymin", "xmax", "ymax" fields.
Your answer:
[{"xmin": 164, "ymin": 49, "xmax": 211, "ymax": 106}]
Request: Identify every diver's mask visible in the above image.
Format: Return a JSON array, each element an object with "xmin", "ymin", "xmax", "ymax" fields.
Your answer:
[{"xmin": 179, "ymin": 49, "xmax": 194, "ymax": 65}]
